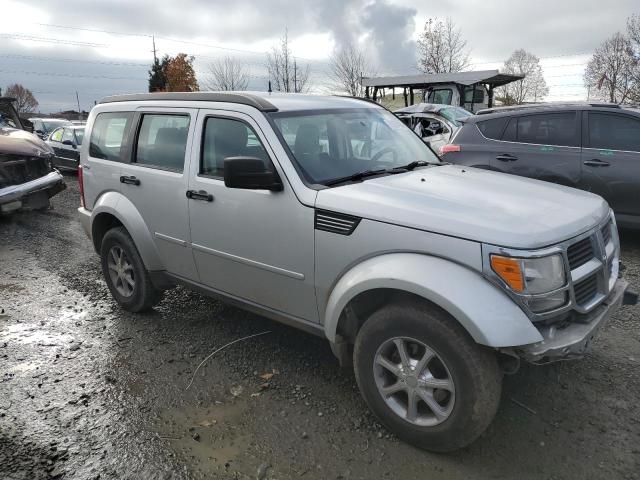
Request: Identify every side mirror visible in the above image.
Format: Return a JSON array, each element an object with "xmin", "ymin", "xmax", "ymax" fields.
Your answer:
[
  {"xmin": 224, "ymin": 157, "xmax": 283, "ymax": 191},
  {"xmin": 62, "ymin": 139, "xmax": 74, "ymax": 146},
  {"xmin": 35, "ymin": 129, "xmax": 44, "ymax": 134}
]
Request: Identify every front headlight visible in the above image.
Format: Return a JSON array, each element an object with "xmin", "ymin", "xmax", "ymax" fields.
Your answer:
[{"xmin": 490, "ymin": 253, "xmax": 568, "ymax": 313}]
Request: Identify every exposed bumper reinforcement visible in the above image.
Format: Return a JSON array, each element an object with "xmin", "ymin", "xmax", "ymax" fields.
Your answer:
[
  {"xmin": 517, "ymin": 279, "xmax": 628, "ymax": 364},
  {"xmin": 0, "ymin": 170, "xmax": 66, "ymax": 210}
]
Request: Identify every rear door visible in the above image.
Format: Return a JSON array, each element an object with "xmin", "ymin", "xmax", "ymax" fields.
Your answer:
[
  {"xmin": 118, "ymin": 107, "xmax": 199, "ymax": 280},
  {"xmin": 581, "ymin": 111, "xmax": 640, "ymax": 220},
  {"xmin": 490, "ymin": 111, "xmax": 582, "ymax": 187},
  {"xmin": 48, "ymin": 127, "xmax": 66, "ymax": 166},
  {"xmin": 58, "ymin": 128, "xmax": 80, "ymax": 169}
]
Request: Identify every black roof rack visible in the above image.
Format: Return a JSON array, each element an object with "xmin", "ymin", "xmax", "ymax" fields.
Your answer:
[
  {"xmin": 476, "ymin": 102, "xmax": 622, "ymax": 115},
  {"xmin": 98, "ymin": 92, "xmax": 278, "ymax": 112}
]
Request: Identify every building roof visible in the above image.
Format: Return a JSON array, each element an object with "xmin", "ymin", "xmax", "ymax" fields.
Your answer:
[
  {"xmin": 99, "ymin": 91, "xmax": 379, "ymax": 112},
  {"xmin": 361, "ymin": 70, "xmax": 524, "ymax": 89}
]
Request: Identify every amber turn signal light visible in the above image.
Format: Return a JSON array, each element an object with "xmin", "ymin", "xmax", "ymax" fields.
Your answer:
[{"xmin": 490, "ymin": 255, "xmax": 524, "ymax": 292}]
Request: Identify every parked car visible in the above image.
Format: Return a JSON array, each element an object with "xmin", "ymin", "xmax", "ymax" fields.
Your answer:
[
  {"xmin": 1, "ymin": 97, "xmax": 66, "ymax": 213},
  {"xmin": 46, "ymin": 125, "xmax": 85, "ymax": 171},
  {"xmin": 78, "ymin": 92, "xmax": 636, "ymax": 452},
  {"xmin": 29, "ymin": 117, "xmax": 73, "ymax": 140},
  {"xmin": 441, "ymin": 103, "xmax": 640, "ymax": 228},
  {"xmin": 394, "ymin": 103, "xmax": 472, "ymax": 154}
]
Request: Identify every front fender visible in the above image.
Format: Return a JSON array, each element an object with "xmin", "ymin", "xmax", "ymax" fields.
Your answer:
[
  {"xmin": 91, "ymin": 192, "xmax": 164, "ymax": 271},
  {"xmin": 324, "ymin": 253, "xmax": 542, "ymax": 348}
]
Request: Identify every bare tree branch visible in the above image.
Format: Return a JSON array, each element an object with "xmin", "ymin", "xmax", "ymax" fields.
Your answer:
[
  {"xmin": 417, "ymin": 17, "xmax": 470, "ymax": 74},
  {"xmin": 496, "ymin": 49, "xmax": 549, "ymax": 105},
  {"xmin": 203, "ymin": 56, "xmax": 249, "ymax": 91},
  {"xmin": 329, "ymin": 44, "xmax": 373, "ymax": 97},
  {"xmin": 4, "ymin": 84, "xmax": 38, "ymax": 114},
  {"xmin": 266, "ymin": 29, "xmax": 310, "ymax": 93}
]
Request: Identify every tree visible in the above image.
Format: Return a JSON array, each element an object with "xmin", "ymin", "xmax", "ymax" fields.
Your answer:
[
  {"xmin": 417, "ymin": 18, "xmax": 470, "ymax": 74},
  {"xmin": 164, "ymin": 54, "xmax": 199, "ymax": 92},
  {"xmin": 496, "ymin": 49, "xmax": 549, "ymax": 105},
  {"xmin": 4, "ymin": 84, "xmax": 38, "ymax": 113},
  {"xmin": 625, "ymin": 13, "xmax": 640, "ymax": 102},
  {"xmin": 203, "ymin": 56, "xmax": 249, "ymax": 91},
  {"xmin": 584, "ymin": 33, "xmax": 637, "ymax": 104},
  {"xmin": 148, "ymin": 55, "xmax": 169, "ymax": 92},
  {"xmin": 266, "ymin": 30, "xmax": 310, "ymax": 93},
  {"xmin": 329, "ymin": 44, "xmax": 372, "ymax": 97}
]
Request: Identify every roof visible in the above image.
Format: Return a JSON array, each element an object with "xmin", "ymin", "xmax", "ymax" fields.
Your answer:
[
  {"xmin": 361, "ymin": 70, "xmax": 524, "ymax": 88},
  {"xmin": 0, "ymin": 96, "xmax": 17, "ymax": 103},
  {"xmin": 98, "ymin": 91, "xmax": 379, "ymax": 113},
  {"xmin": 464, "ymin": 102, "xmax": 639, "ymax": 123}
]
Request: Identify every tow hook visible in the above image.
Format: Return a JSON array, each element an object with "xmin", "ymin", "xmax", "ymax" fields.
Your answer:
[{"xmin": 623, "ymin": 289, "xmax": 639, "ymax": 306}]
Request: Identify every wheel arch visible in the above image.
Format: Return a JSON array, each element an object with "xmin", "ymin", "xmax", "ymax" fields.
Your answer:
[
  {"xmin": 324, "ymin": 253, "xmax": 542, "ymax": 349},
  {"xmin": 89, "ymin": 192, "xmax": 164, "ymax": 271}
]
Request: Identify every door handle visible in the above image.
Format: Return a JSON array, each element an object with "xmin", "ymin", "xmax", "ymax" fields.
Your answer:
[
  {"xmin": 496, "ymin": 154, "xmax": 518, "ymax": 162},
  {"xmin": 186, "ymin": 190, "xmax": 214, "ymax": 202},
  {"xmin": 583, "ymin": 159, "xmax": 610, "ymax": 167},
  {"xmin": 120, "ymin": 175, "xmax": 140, "ymax": 185}
]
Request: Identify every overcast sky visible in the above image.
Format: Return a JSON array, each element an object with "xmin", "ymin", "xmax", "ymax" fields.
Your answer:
[{"xmin": 2, "ymin": 0, "xmax": 638, "ymax": 112}]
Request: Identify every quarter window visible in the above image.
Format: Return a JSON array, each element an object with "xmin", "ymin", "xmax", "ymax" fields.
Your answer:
[
  {"xmin": 200, "ymin": 117, "xmax": 270, "ymax": 178},
  {"xmin": 135, "ymin": 114, "xmax": 190, "ymax": 172},
  {"xmin": 89, "ymin": 112, "xmax": 134, "ymax": 161},
  {"xmin": 588, "ymin": 113, "xmax": 640, "ymax": 152},
  {"xmin": 50, "ymin": 128, "xmax": 64, "ymax": 142},
  {"xmin": 477, "ymin": 117, "xmax": 508, "ymax": 140}
]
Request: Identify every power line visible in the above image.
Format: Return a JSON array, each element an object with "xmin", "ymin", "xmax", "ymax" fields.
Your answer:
[
  {"xmin": 0, "ymin": 34, "xmax": 108, "ymax": 47},
  {"xmin": 0, "ymin": 69, "xmax": 145, "ymax": 81},
  {"xmin": 0, "ymin": 53, "xmax": 147, "ymax": 67}
]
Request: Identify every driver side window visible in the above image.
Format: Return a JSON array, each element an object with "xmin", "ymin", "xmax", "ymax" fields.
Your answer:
[{"xmin": 50, "ymin": 128, "xmax": 64, "ymax": 142}]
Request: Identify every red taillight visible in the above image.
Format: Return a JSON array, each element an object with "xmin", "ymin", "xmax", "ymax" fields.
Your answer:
[
  {"xmin": 78, "ymin": 164, "xmax": 86, "ymax": 208},
  {"xmin": 440, "ymin": 144, "xmax": 461, "ymax": 156}
]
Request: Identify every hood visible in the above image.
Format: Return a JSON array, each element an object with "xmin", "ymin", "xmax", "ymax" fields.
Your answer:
[
  {"xmin": 316, "ymin": 165, "xmax": 609, "ymax": 249},
  {"xmin": 0, "ymin": 127, "xmax": 54, "ymax": 157}
]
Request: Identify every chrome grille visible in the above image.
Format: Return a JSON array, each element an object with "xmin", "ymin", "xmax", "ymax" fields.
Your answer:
[
  {"xmin": 567, "ymin": 237, "xmax": 594, "ymax": 269},
  {"xmin": 315, "ymin": 210, "xmax": 361, "ymax": 235},
  {"xmin": 573, "ymin": 274, "xmax": 599, "ymax": 306}
]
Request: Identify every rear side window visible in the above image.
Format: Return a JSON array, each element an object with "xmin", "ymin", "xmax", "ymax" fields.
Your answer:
[
  {"xmin": 477, "ymin": 117, "xmax": 508, "ymax": 140},
  {"xmin": 62, "ymin": 128, "xmax": 75, "ymax": 144},
  {"xmin": 588, "ymin": 113, "xmax": 640, "ymax": 152},
  {"xmin": 50, "ymin": 128, "xmax": 63, "ymax": 142},
  {"xmin": 90, "ymin": 112, "xmax": 134, "ymax": 161},
  {"xmin": 514, "ymin": 113, "xmax": 578, "ymax": 147},
  {"xmin": 200, "ymin": 117, "xmax": 270, "ymax": 178},
  {"xmin": 135, "ymin": 114, "xmax": 190, "ymax": 172}
]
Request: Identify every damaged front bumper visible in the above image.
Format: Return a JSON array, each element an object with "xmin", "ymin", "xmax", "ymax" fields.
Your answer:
[
  {"xmin": 516, "ymin": 279, "xmax": 635, "ymax": 364},
  {"xmin": 0, "ymin": 170, "xmax": 66, "ymax": 213}
]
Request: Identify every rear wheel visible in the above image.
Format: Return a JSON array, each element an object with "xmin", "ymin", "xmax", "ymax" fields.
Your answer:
[
  {"xmin": 353, "ymin": 302, "xmax": 502, "ymax": 452},
  {"xmin": 100, "ymin": 227, "xmax": 163, "ymax": 312}
]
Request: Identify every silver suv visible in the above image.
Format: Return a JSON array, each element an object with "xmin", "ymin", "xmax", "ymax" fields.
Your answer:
[{"xmin": 78, "ymin": 92, "xmax": 636, "ymax": 452}]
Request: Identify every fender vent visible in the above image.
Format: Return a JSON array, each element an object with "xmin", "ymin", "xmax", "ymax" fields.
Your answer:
[{"xmin": 315, "ymin": 210, "xmax": 361, "ymax": 235}]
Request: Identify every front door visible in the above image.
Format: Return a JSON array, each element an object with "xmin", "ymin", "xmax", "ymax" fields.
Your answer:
[
  {"xmin": 581, "ymin": 111, "xmax": 640, "ymax": 220},
  {"xmin": 490, "ymin": 111, "xmax": 582, "ymax": 188},
  {"xmin": 118, "ymin": 107, "xmax": 198, "ymax": 280},
  {"xmin": 187, "ymin": 110, "xmax": 317, "ymax": 322}
]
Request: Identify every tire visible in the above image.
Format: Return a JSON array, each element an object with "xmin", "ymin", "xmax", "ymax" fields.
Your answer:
[
  {"xmin": 353, "ymin": 301, "xmax": 502, "ymax": 452},
  {"xmin": 100, "ymin": 226, "xmax": 163, "ymax": 312}
]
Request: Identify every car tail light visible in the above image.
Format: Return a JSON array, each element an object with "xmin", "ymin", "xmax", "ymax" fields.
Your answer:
[
  {"xmin": 440, "ymin": 144, "xmax": 461, "ymax": 155},
  {"xmin": 78, "ymin": 164, "xmax": 86, "ymax": 208}
]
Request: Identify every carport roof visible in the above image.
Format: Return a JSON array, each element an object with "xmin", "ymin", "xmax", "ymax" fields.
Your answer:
[{"xmin": 361, "ymin": 70, "xmax": 524, "ymax": 88}]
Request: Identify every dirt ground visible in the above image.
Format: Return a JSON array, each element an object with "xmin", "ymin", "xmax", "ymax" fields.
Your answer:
[{"xmin": 1, "ymin": 174, "xmax": 639, "ymax": 480}]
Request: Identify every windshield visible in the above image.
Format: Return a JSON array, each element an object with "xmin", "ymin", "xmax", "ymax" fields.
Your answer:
[
  {"xmin": 440, "ymin": 107, "xmax": 473, "ymax": 127},
  {"xmin": 270, "ymin": 108, "xmax": 440, "ymax": 185},
  {"xmin": 43, "ymin": 120, "xmax": 73, "ymax": 132}
]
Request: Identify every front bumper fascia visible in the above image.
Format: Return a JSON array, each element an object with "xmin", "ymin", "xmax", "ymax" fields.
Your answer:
[
  {"xmin": 0, "ymin": 170, "xmax": 66, "ymax": 210},
  {"xmin": 515, "ymin": 279, "xmax": 631, "ymax": 364}
]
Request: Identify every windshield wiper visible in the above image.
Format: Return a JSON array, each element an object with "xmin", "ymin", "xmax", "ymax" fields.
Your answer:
[
  {"xmin": 324, "ymin": 168, "xmax": 391, "ymax": 187},
  {"xmin": 392, "ymin": 160, "xmax": 434, "ymax": 171}
]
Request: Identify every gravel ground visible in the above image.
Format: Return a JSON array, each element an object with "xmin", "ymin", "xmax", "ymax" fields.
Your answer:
[{"xmin": 1, "ymin": 174, "xmax": 639, "ymax": 480}]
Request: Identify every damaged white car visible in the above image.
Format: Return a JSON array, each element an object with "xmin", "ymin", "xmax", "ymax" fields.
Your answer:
[{"xmin": 0, "ymin": 97, "xmax": 66, "ymax": 214}]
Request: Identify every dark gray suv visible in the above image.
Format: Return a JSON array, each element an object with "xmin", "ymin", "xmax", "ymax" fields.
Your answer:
[{"xmin": 442, "ymin": 103, "xmax": 640, "ymax": 228}]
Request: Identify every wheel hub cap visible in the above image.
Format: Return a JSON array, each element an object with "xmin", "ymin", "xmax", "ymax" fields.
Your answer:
[
  {"xmin": 373, "ymin": 337, "xmax": 455, "ymax": 427},
  {"xmin": 106, "ymin": 245, "xmax": 135, "ymax": 298}
]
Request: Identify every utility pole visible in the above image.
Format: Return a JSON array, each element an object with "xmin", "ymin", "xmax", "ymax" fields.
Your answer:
[
  {"xmin": 75, "ymin": 91, "xmax": 81, "ymax": 120},
  {"xmin": 152, "ymin": 36, "xmax": 158, "ymax": 63},
  {"xmin": 268, "ymin": 80, "xmax": 272, "ymax": 93},
  {"xmin": 293, "ymin": 58, "xmax": 297, "ymax": 93}
]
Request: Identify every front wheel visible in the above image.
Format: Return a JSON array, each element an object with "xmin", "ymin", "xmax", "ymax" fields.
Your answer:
[{"xmin": 353, "ymin": 302, "xmax": 502, "ymax": 452}]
